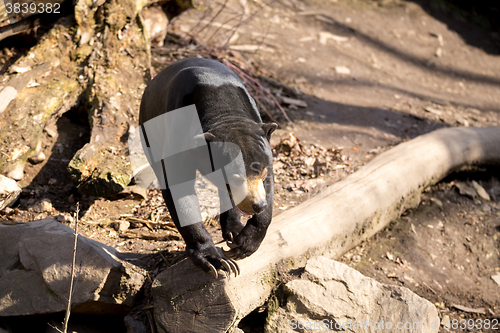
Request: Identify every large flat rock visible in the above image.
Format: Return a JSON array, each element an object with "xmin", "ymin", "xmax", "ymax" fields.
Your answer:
[
  {"xmin": 0, "ymin": 219, "xmax": 145, "ymax": 316},
  {"xmin": 266, "ymin": 256, "xmax": 439, "ymax": 333}
]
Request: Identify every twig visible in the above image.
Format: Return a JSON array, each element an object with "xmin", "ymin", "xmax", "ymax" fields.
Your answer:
[
  {"xmin": 220, "ymin": 0, "xmax": 278, "ymax": 50},
  {"xmin": 0, "ymin": 16, "xmax": 42, "ymax": 43},
  {"xmin": 164, "ymin": 0, "xmax": 291, "ymax": 124},
  {"xmin": 219, "ymin": 57, "xmax": 278, "ymax": 122},
  {"xmin": 146, "ymin": 310, "xmax": 156, "ymax": 333},
  {"xmin": 199, "ymin": 0, "xmax": 229, "ymax": 41},
  {"xmin": 125, "ymin": 216, "xmax": 177, "ymax": 231},
  {"xmin": 120, "ymin": 229, "xmax": 180, "ymax": 240},
  {"xmin": 62, "ymin": 202, "xmax": 80, "ymax": 333},
  {"xmin": 71, "ymin": 261, "xmax": 83, "ymax": 298},
  {"xmin": 187, "ymin": 4, "xmax": 215, "ymax": 42},
  {"xmin": 206, "ymin": 11, "xmax": 243, "ymax": 45},
  {"xmin": 158, "ymin": 251, "xmax": 168, "ymax": 263},
  {"xmin": 256, "ymin": 97, "xmax": 282, "ymax": 124},
  {"xmin": 47, "ymin": 323, "xmax": 60, "ymax": 332},
  {"xmin": 223, "ymin": 59, "xmax": 292, "ymax": 123}
]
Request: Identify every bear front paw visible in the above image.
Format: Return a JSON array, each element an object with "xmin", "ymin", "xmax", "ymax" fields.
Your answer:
[
  {"xmin": 223, "ymin": 223, "xmax": 266, "ymax": 260},
  {"xmin": 187, "ymin": 245, "xmax": 240, "ymax": 279},
  {"xmin": 222, "ymin": 221, "xmax": 244, "ymax": 244}
]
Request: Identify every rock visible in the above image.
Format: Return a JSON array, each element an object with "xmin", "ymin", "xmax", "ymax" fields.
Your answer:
[
  {"xmin": 266, "ymin": 257, "xmax": 439, "ymax": 333},
  {"xmin": 490, "ymin": 274, "xmax": 500, "ymax": 286},
  {"xmin": 451, "ymin": 304, "xmax": 486, "ymax": 315},
  {"xmin": 28, "ymin": 151, "xmax": 46, "ymax": 165},
  {"xmin": 5, "ymin": 161, "xmax": 24, "ymax": 180},
  {"xmin": 53, "ymin": 214, "xmax": 67, "ymax": 223},
  {"xmin": 124, "ymin": 314, "xmax": 149, "ymax": 333},
  {"xmin": 429, "ymin": 197, "xmax": 443, "ymax": 208},
  {"xmin": 0, "ymin": 175, "xmax": 21, "ymax": 210},
  {"xmin": 441, "ymin": 315, "xmax": 451, "ymax": 329},
  {"xmin": 31, "ymin": 198, "xmax": 54, "ymax": 213},
  {"xmin": 0, "ymin": 86, "xmax": 18, "ymax": 116},
  {"xmin": 456, "ymin": 117, "xmax": 469, "ymax": 127},
  {"xmin": 471, "ymin": 180, "xmax": 490, "ymax": 201},
  {"xmin": 424, "ymin": 106, "xmax": 443, "ymax": 115},
  {"xmin": 142, "ymin": 6, "xmax": 169, "ymax": 47},
  {"xmin": 112, "ymin": 220, "xmax": 131, "ymax": 232},
  {"xmin": 429, "ymin": 32, "xmax": 444, "ymax": 46},
  {"xmin": 44, "ymin": 125, "xmax": 57, "ymax": 138},
  {"xmin": 435, "ymin": 47, "xmax": 442, "ymax": 57},
  {"xmin": 0, "ymin": 218, "xmax": 146, "ymax": 316},
  {"xmin": 454, "ymin": 181, "xmax": 477, "ymax": 199},
  {"xmin": 334, "ymin": 66, "xmax": 351, "ymax": 75},
  {"xmin": 318, "ymin": 31, "xmax": 348, "ymax": 45},
  {"xmin": 112, "ymin": 185, "xmax": 147, "ymax": 200}
]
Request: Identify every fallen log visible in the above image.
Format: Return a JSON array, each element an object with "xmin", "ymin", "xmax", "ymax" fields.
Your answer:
[{"xmin": 152, "ymin": 126, "xmax": 500, "ymax": 333}]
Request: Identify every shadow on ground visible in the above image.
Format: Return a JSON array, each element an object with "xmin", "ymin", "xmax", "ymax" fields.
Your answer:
[{"xmin": 407, "ymin": 0, "xmax": 500, "ymax": 54}]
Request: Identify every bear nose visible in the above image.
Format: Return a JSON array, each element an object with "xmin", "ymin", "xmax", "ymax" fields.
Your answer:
[{"xmin": 252, "ymin": 200, "xmax": 267, "ymax": 214}]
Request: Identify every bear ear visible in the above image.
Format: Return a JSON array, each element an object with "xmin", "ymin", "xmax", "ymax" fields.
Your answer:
[
  {"xmin": 193, "ymin": 132, "xmax": 216, "ymax": 145},
  {"xmin": 261, "ymin": 123, "xmax": 278, "ymax": 140}
]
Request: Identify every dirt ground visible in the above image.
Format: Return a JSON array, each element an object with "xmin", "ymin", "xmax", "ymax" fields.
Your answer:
[{"xmin": 1, "ymin": 0, "xmax": 500, "ymax": 332}]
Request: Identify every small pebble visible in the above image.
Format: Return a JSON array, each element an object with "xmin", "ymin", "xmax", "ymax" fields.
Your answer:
[
  {"xmin": 441, "ymin": 315, "xmax": 450, "ymax": 329},
  {"xmin": 112, "ymin": 221, "xmax": 130, "ymax": 232},
  {"xmin": 32, "ymin": 198, "xmax": 53, "ymax": 213},
  {"xmin": 28, "ymin": 152, "xmax": 46, "ymax": 165}
]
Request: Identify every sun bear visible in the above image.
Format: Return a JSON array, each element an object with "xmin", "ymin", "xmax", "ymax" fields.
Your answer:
[{"xmin": 139, "ymin": 58, "xmax": 277, "ymax": 278}]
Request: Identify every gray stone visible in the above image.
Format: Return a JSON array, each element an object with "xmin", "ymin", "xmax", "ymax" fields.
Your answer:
[
  {"xmin": 31, "ymin": 198, "xmax": 53, "ymax": 213},
  {"xmin": 492, "ymin": 274, "xmax": 500, "ymax": 286},
  {"xmin": 0, "ymin": 175, "xmax": 21, "ymax": 210},
  {"xmin": 142, "ymin": 6, "xmax": 168, "ymax": 47},
  {"xmin": 266, "ymin": 307, "xmax": 311, "ymax": 333},
  {"xmin": 125, "ymin": 314, "xmax": 149, "ymax": 333},
  {"xmin": 230, "ymin": 328, "xmax": 244, "ymax": 333},
  {"xmin": 0, "ymin": 219, "xmax": 145, "ymax": 316},
  {"xmin": 112, "ymin": 220, "xmax": 131, "ymax": 232},
  {"xmin": 266, "ymin": 256, "xmax": 439, "ymax": 333},
  {"xmin": 28, "ymin": 151, "xmax": 46, "ymax": 165},
  {"xmin": 5, "ymin": 161, "xmax": 24, "ymax": 181}
]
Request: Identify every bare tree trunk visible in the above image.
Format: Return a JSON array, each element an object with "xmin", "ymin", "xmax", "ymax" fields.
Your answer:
[
  {"xmin": 65, "ymin": 0, "xmax": 151, "ymax": 196},
  {"xmin": 0, "ymin": 0, "xmax": 204, "ymax": 196},
  {"xmin": 0, "ymin": 17, "xmax": 85, "ymax": 180}
]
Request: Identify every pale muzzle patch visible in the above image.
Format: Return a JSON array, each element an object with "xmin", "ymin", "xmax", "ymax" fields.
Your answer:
[{"xmin": 235, "ymin": 169, "xmax": 267, "ymax": 215}]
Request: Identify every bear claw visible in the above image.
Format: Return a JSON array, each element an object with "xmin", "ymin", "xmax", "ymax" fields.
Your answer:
[
  {"xmin": 227, "ymin": 258, "xmax": 240, "ymax": 276},
  {"xmin": 222, "ymin": 248, "xmax": 237, "ymax": 259},
  {"xmin": 207, "ymin": 258, "xmax": 240, "ymax": 279},
  {"xmin": 226, "ymin": 241, "xmax": 238, "ymax": 249},
  {"xmin": 221, "ymin": 258, "xmax": 240, "ymax": 277},
  {"xmin": 208, "ymin": 264, "xmax": 218, "ymax": 279},
  {"xmin": 221, "ymin": 259, "xmax": 232, "ymax": 278}
]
